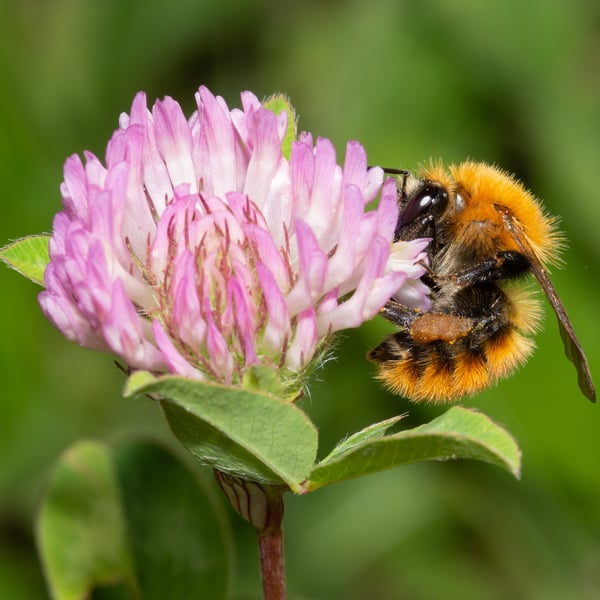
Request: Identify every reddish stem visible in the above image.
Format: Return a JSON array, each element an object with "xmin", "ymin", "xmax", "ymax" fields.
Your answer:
[
  {"xmin": 214, "ymin": 471, "xmax": 288, "ymax": 599},
  {"xmin": 258, "ymin": 524, "xmax": 287, "ymax": 600}
]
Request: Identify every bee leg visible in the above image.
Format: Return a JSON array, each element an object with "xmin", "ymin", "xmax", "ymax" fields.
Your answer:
[
  {"xmin": 379, "ymin": 299, "xmax": 420, "ymax": 329},
  {"xmin": 440, "ymin": 250, "xmax": 531, "ymax": 288}
]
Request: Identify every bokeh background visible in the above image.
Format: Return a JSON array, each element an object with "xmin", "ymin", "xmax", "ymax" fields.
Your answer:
[{"xmin": 1, "ymin": 0, "xmax": 600, "ymax": 598}]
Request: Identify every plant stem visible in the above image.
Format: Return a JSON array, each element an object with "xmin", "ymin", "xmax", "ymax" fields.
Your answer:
[
  {"xmin": 258, "ymin": 522, "xmax": 286, "ymax": 600},
  {"xmin": 214, "ymin": 471, "xmax": 288, "ymax": 599}
]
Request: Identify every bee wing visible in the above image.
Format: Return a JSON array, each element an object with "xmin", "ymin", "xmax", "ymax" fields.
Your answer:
[
  {"xmin": 502, "ymin": 211, "xmax": 596, "ymax": 402},
  {"xmin": 527, "ymin": 253, "xmax": 595, "ymax": 402}
]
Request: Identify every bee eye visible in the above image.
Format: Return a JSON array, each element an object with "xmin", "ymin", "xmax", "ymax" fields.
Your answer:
[{"xmin": 399, "ymin": 183, "xmax": 448, "ymax": 226}]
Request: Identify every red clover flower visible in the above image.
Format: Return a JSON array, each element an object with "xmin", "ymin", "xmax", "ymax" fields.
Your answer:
[{"xmin": 38, "ymin": 86, "xmax": 430, "ymax": 388}]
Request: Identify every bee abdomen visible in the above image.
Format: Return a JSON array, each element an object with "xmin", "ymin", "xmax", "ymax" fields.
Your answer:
[{"xmin": 369, "ymin": 325, "xmax": 536, "ymax": 403}]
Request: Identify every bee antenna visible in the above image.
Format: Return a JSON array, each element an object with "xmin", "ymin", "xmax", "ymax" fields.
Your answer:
[{"xmin": 368, "ymin": 166, "xmax": 411, "ymax": 199}]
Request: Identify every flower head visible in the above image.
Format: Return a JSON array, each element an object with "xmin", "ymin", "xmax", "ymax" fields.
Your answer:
[{"xmin": 39, "ymin": 86, "xmax": 430, "ymax": 388}]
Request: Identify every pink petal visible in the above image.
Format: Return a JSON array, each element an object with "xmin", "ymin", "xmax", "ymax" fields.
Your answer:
[
  {"xmin": 153, "ymin": 96, "xmax": 198, "ymax": 192},
  {"xmin": 60, "ymin": 155, "xmax": 89, "ymax": 219},
  {"xmin": 286, "ymin": 307, "xmax": 318, "ymax": 371},
  {"xmin": 101, "ymin": 279, "xmax": 164, "ymax": 369},
  {"xmin": 317, "ymin": 236, "xmax": 398, "ymax": 333},
  {"xmin": 204, "ymin": 300, "xmax": 234, "ymax": 382},
  {"xmin": 393, "ymin": 278, "xmax": 432, "ymax": 311},
  {"xmin": 285, "ymin": 220, "xmax": 328, "ymax": 315},
  {"xmin": 303, "ymin": 137, "xmax": 341, "ymax": 240},
  {"xmin": 171, "ymin": 250, "xmax": 206, "ymax": 349},
  {"xmin": 341, "ymin": 141, "xmax": 368, "ymax": 191},
  {"xmin": 363, "ymin": 166, "xmax": 385, "ymax": 204},
  {"xmin": 39, "ymin": 269, "xmax": 106, "ymax": 351},
  {"xmin": 289, "ymin": 140, "xmax": 314, "ymax": 223},
  {"xmin": 243, "ymin": 223, "xmax": 290, "ymax": 291},
  {"xmin": 194, "ymin": 86, "xmax": 242, "ymax": 197},
  {"xmin": 243, "ymin": 106, "xmax": 284, "ymax": 210},
  {"xmin": 323, "ymin": 184, "xmax": 364, "ymax": 289},
  {"xmin": 228, "ymin": 277, "xmax": 259, "ymax": 367},
  {"xmin": 153, "ymin": 321, "xmax": 204, "ymax": 379},
  {"xmin": 126, "ymin": 93, "xmax": 173, "ymax": 217},
  {"xmin": 375, "ymin": 178, "xmax": 400, "ymax": 241},
  {"xmin": 256, "ymin": 262, "xmax": 291, "ymax": 352}
]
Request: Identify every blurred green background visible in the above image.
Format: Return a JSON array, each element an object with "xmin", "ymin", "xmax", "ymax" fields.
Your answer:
[{"xmin": 1, "ymin": 0, "xmax": 599, "ymax": 598}]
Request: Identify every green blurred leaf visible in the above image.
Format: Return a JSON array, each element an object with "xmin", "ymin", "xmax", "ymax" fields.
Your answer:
[
  {"xmin": 0, "ymin": 235, "xmax": 50, "ymax": 286},
  {"xmin": 306, "ymin": 406, "xmax": 521, "ymax": 491},
  {"xmin": 124, "ymin": 372, "xmax": 318, "ymax": 493},
  {"xmin": 36, "ymin": 440, "xmax": 135, "ymax": 600},
  {"xmin": 113, "ymin": 440, "xmax": 232, "ymax": 600},
  {"xmin": 264, "ymin": 94, "xmax": 297, "ymax": 160},
  {"xmin": 37, "ymin": 439, "xmax": 232, "ymax": 600}
]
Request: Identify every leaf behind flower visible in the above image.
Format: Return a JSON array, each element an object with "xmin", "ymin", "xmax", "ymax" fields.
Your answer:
[
  {"xmin": 264, "ymin": 94, "xmax": 297, "ymax": 160},
  {"xmin": 0, "ymin": 234, "xmax": 50, "ymax": 285}
]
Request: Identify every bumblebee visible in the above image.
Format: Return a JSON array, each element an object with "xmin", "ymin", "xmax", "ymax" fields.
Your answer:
[{"xmin": 369, "ymin": 161, "xmax": 595, "ymax": 403}]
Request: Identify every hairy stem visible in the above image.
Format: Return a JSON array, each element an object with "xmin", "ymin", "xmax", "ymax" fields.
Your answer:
[
  {"xmin": 214, "ymin": 470, "xmax": 287, "ymax": 599},
  {"xmin": 258, "ymin": 518, "xmax": 286, "ymax": 600}
]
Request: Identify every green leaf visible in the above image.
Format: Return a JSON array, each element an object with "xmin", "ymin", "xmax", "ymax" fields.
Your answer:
[
  {"xmin": 0, "ymin": 234, "xmax": 50, "ymax": 286},
  {"xmin": 320, "ymin": 415, "xmax": 405, "ymax": 463},
  {"xmin": 264, "ymin": 93, "xmax": 297, "ymax": 160},
  {"xmin": 36, "ymin": 440, "xmax": 135, "ymax": 600},
  {"xmin": 306, "ymin": 406, "xmax": 521, "ymax": 491},
  {"xmin": 37, "ymin": 439, "xmax": 232, "ymax": 600},
  {"xmin": 241, "ymin": 364, "xmax": 285, "ymax": 397},
  {"xmin": 124, "ymin": 371, "xmax": 318, "ymax": 493},
  {"xmin": 113, "ymin": 440, "xmax": 232, "ymax": 600}
]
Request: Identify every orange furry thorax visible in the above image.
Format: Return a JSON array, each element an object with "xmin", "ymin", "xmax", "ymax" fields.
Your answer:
[{"xmin": 420, "ymin": 161, "xmax": 562, "ymax": 266}]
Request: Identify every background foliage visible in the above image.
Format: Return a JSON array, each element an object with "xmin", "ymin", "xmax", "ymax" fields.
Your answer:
[{"xmin": 1, "ymin": 0, "xmax": 599, "ymax": 598}]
